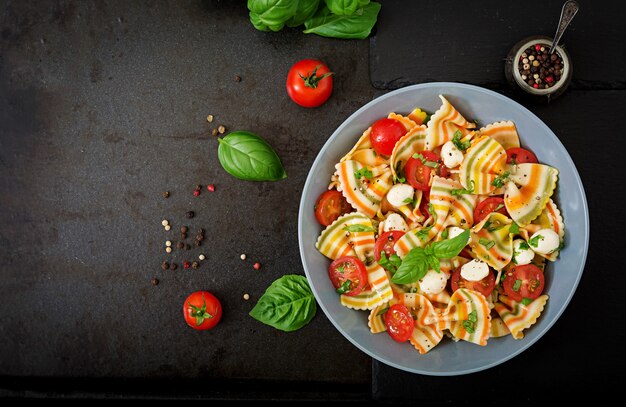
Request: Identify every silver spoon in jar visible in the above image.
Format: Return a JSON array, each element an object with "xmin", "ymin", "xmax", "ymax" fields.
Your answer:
[{"xmin": 549, "ymin": 1, "xmax": 579, "ymax": 54}]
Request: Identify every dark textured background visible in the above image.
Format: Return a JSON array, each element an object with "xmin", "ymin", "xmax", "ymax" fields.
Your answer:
[{"xmin": 1, "ymin": 0, "xmax": 624, "ymax": 402}]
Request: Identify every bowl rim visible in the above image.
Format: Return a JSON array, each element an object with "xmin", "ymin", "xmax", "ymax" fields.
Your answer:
[{"xmin": 298, "ymin": 82, "xmax": 589, "ymax": 375}]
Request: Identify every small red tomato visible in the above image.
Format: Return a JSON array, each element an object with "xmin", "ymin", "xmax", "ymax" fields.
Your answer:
[
  {"xmin": 369, "ymin": 118, "xmax": 406, "ymax": 156},
  {"xmin": 183, "ymin": 291, "xmax": 222, "ymax": 330},
  {"xmin": 286, "ymin": 59, "xmax": 333, "ymax": 108}
]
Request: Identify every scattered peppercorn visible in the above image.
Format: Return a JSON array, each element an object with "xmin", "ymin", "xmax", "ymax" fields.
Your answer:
[
  {"xmin": 185, "ymin": 244, "xmax": 191, "ymax": 250},
  {"xmin": 218, "ymin": 125, "xmax": 226, "ymax": 134},
  {"xmin": 161, "ymin": 261, "xmax": 169, "ymax": 270},
  {"xmin": 181, "ymin": 226, "xmax": 188, "ymax": 233},
  {"xmin": 243, "ymin": 293, "xmax": 250, "ymax": 300},
  {"xmin": 193, "ymin": 190, "xmax": 201, "ymax": 197},
  {"xmin": 181, "ymin": 232, "xmax": 187, "ymax": 239},
  {"xmin": 207, "ymin": 184, "xmax": 215, "ymax": 192},
  {"xmin": 192, "ymin": 261, "xmax": 199, "ymax": 269},
  {"xmin": 162, "ymin": 220, "xmax": 169, "ymax": 226},
  {"xmin": 170, "ymin": 262, "xmax": 178, "ymax": 270},
  {"xmin": 235, "ymin": 75, "xmax": 242, "ymax": 82},
  {"xmin": 199, "ymin": 254, "xmax": 206, "ymax": 260},
  {"xmin": 196, "ymin": 234, "xmax": 204, "ymax": 241},
  {"xmin": 183, "ymin": 261, "xmax": 191, "ymax": 269},
  {"xmin": 240, "ymin": 254, "xmax": 247, "ymax": 260},
  {"xmin": 207, "ymin": 114, "xmax": 214, "ymax": 123},
  {"xmin": 195, "ymin": 240, "xmax": 202, "ymax": 246},
  {"xmin": 211, "ymin": 128, "xmax": 218, "ymax": 137},
  {"xmin": 164, "ymin": 225, "xmax": 171, "ymax": 231},
  {"xmin": 177, "ymin": 241, "xmax": 184, "ymax": 249},
  {"xmin": 253, "ymin": 262, "xmax": 261, "ymax": 270},
  {"xmin": 165, "ymin": 240, "xmax": 172, "ymax": 247},
  {"xmin": 162, "ymin": 191, "xmax": 170, "ymax": 198},
  {"xmin": 151, "ymin": 278, "xmax": 159, "ymax": 286},
  {"xmin": 186, "ymin": 211, "xmax": 195, "ymax": 219},
  {"xmin": 165, "ymin": 247, "xmax": 172, "ymax": 253}
]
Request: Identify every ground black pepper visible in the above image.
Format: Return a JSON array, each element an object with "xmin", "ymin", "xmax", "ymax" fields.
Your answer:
[
  {"xmin": 180, "ymin": 226, "xmax": 188, "ymax": 233},
  {"xmin": 162, "ymin": 191, "xmax": 170, "ymax": 198},
  {"xmin": 151, "ymin": 278, "xmax": 159, "ymax": 286},
  {"xmin": 186, "ymin": 211, "xmax": 195, "ymax": 219},
  {"xmin": 192, "ymin": 261, "xmax": 199, "ymax": 269},
  {"xmin": 170, "ymin": 262, "xmax": 178, "ymax": 270},
  {"xmin": 177, "ymin": 241, "xmax": 184, "ymax": 249},
  {"xmin": 161, "ymin": 261, "xmax": 169, "ymax": 270}
]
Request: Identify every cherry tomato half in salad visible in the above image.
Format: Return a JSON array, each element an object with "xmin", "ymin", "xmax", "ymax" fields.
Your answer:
[
  {"xmin": 506, "ymin": 147, "xmax": 538, "ymax": 165},
  {"xmin": 404, "ymin": 151, "xmax": 448, "ymax": 192},
  {"xmin": 314, "ymin": 190, "xmax": 352, "ymax": 226},
  {"xmin": 286, "ymin": 59, "xmax": 333, "ymax": 108},
  {"xmin": 450, "ymin": 267, "xmax": 496, "ymax": 297},
  {"xmin": 384, "ymin": 304, "xmax": 415, "ymax": 342},
  {"xmin": 328, "ymin": 256, "xmax": 368, "ymax": 297},
  {"xmin": 502, "ymin": 264, "xmax": 545, "ymax": 302},
  {"xmin": 183, "ymin": 291, "xmax": 222, "ymax": 330},
  {"xmin": 369, "ymin": 118, "xmax": 406, "ymax": 156},
  {"xmin": 374, "ymin": 231, "xmax": 406, "ymax": 262},
  {"xmin": 473, "ymin": 197, "xmax": 508, "ymax": 224}
]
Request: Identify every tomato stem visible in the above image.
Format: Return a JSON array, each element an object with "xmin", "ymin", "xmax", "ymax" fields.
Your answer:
[
  {"xmin": 188, "ymin": 296, "xmax": 214, "ymax": 326},
  {"xmin": 299, "ymin": 65, "xmax": 333, "ymax": 89}
]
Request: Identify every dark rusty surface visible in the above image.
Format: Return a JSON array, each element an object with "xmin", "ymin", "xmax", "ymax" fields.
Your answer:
[{"xmin": 0, "ymin": 0, "xmax": 374, "ymax": 395}]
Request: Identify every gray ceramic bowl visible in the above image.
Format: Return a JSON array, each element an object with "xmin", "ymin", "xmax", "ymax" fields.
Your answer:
[{"xmin": 298, "ymin": 83, "xmax": 589, "ymax": 375}]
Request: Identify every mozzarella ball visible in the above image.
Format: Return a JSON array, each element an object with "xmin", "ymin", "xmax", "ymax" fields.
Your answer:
[
  {"xmin": 512, "ymin": 239, "xmax": 534, "ymax": 265},
  {"xmin": 441, "ymin": 141, "xmax": 464, "ymax": 168},
  {"xmin": 386, "ymin": 184, "xmax": 415, "ymax": 208},
  {"xmin": 529, "ymin": 228, "xmax": 560, "ymax": 255},
  {"xmin": 419, "ymin": 269, "xmax": 448, "ymax": 294}
]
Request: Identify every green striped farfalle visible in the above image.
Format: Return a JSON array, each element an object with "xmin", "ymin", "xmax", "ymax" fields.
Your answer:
[{"xmin": 459, "ymin": 135, "xmax": 508, "ymax": 195}]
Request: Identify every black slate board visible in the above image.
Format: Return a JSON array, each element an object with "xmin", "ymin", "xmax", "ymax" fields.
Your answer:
[{"xmin": 370, "ymin": 0, "xmax": 624, "ymax": 90}]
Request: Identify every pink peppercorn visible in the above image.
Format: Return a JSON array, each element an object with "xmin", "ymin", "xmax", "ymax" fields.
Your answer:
[
  {"xmin": 193, "ymin": 190, "xmax": 201, "ymax": 197},
  {"xmin": 207, "ymin": 184, "xmax": 215, "ymax": 192},
  {"xmin": 533, "ymin": 83, "xmax": 539, "ymax": 89},
  {"xmin": 535, "ymin": 44, "xmax": 541, "ymax": 52},
  {"xmin": 253, "ymin": 262, "xmax": 261, "ymax": 270},
  {"xmin": 184, "ymin": 261, "xmax": 191, "ymax": 269},
  {"xmin": 545, "ymin": 76, "xmax": 554, "ymax": 83}
]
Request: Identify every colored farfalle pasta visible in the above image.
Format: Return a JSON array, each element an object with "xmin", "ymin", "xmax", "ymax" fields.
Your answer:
[{"xmin": 313, "ymin": 95, "xmax": 565, "ymax": 353}]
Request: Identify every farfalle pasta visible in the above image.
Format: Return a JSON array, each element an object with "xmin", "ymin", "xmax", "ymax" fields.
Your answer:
[{"xmin": 313, "ymin": 95, "xmax": 564, "ymax": 354}]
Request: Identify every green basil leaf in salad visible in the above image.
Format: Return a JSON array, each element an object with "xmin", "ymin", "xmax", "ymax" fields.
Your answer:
[
  {"xmin": 249, "ymin": 275, "xmax": 316, "ymax": 332},
  {"xmin": 324, "ymin": 0, "xmax": 368, "ymax": 15},
  {"xmin": 391, "ymin": 247, "xmax": 428, "ymax": 285},
  {"xmin": 303, "ymin": 1, "xmax": 381, "ymax": 39},
  {"xmin": 248, "ymin": 0, "xmax": 298, "ymax": 32},
  {"xmin": 218, "ymin": 131, "xmax": 287, "ymax": 181},
  {"xmin": 431, "ymin": 229, "xmax": 470, "ymax": 259}
]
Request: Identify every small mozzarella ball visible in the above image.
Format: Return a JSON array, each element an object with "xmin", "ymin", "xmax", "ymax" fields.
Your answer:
[
  {"xmin": 529, "ymin": 229, "xmax": 560, "ymax": 255},
  {"xmin": 460, "ymin": 259, "xmax": 489, "ymax": 282},
  {"xmin": 383, "ymin": 213, "xmax": 409, "ymax": 232},
  {"xmin": 441, "ymin": 141, "xmax": 464, "ymax": 168},
  {"xmin": 447, "ymin": 226, "xmax": 471, "ymax": 245},
  {"xmin": 512, "ymin": 239, "xmax": 534, "ymax": 265},
  {"xmin": 386, "ymin": 184, "xmax": 415, "ymax": 208},
  {"xmin": 419, "ymin": 269, "xmax": 448, "ymax": 294}
]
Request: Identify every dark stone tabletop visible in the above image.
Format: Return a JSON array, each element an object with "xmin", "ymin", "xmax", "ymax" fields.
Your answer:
[{"xmin": 1, "ymin": 0, "xmax": 624, "ymax": 402}]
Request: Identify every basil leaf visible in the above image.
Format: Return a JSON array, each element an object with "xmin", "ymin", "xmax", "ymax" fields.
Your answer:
[
  {"xmin": 304, "ymin": 2, "xmax": 381, "ymax": 39},
  {"xmin": 528, "ymin": 235, "xmax": 542, "ymax": 248},
  {"xmin": 509, "ymin": 222, "xmax": 520, "ymax": 234},
  {"xmin": 441, "ymin": 228, "xmax": 449, "ymax": 239},
  {"xmin": 462, "ymin": 320, "xmax": 475, "ymax": 333},
  {"xmin": 512, "ymin": 279, "xmax": 522, "ymax": 292},
  {"xmin": 521, "ymin": 298, "xmax": 533, "ymax": 306},
  {"xmin": 424, "ymin": 160, "xmax": 439, "ymax": 168},
  {"xmin": 286, "ymin": 0, "xmax": 321, "ymax": 27},
  {"xmin": 427, "ymin": 254, "xmax": 440, "ymax": 273},
  {"xmin": 249, "ymin": 275, "xmax": 316, "ymax": 332},
  {"xmin": 343, "ymin": 224, "xmax": 376, "ymax": 233},
  {"xmin": 336, "ymin": 279, "xmax": 352, "ymax": 294},
  {"xmin": 491, "ymin": 171, "xmax": 510, "ymax": 188},
  {"xmin": 354, "ymin": 167, "xmax": 373, "ymax": 179},
  {"xmin": 378, "ymin": 251, "xmax": 401, "ymax": 274},
  {"xmin": 248, "ymin": 0, "xmax": 299, "ymax": 32},
  {"xmin": 467, "ymin": 310, "xmax": 477, "ymax": 322},
  {"xmin": 324, "ymin": 0, "xmax": 364, "ymax": 15},
  {"xmin": 479, "ymin": 238, "xmax": 495, "ymax": 250},
  {"xmin": 518, "ymin": 241, "xmax": 530, "ymax": 250},
  {"xmin": 431, "ymin": 229, "xmax": 470, "ymax": 259},
  {"xmin": 391, "ymin": 247, "xmax": 428, "ymax": 284},
  {"xmin": 218, "ymin": 131, "xmax": 287, "ymax": 181},
  {"xmin": 452, "ymin": 130, "xmax": 471, "ymax": 151}
]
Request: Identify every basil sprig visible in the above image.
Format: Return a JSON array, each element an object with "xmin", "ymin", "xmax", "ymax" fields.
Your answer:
[
  {"xmin": 343, "ymin": 224, "xmax": 376, "ymax": 233},
  {"xmin": 249, "ymin": 275, "xmax": 316, "ymax": 332},
  {"xmin": 491, "ymin": 171, "xmax": 510, "ymax": 188},
  {"xmin": 452, "ymin": 130, "xmax": 471, "ymax": 151},
  {"xmin": 218, "ymin": 131, "xmax": 287, "ymax": 181},
  {"xmin": 392, "ymin": 229, "xmax": 470, "ymax": 284},
  {"xmin": 303, "ymin": 2, "xmax": 381, "ymax": 39}
]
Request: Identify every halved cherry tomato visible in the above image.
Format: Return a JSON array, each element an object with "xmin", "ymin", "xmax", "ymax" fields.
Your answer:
[
  {"xmin": 404, "ymin": 151, "xmax": 448, "ymax": 191},
  {"xmin": 369, "ymin": 118, "xmax": 406, "ymax": 156},
  {"xmin": 183, "ymin": 291, "xmax": 222, "ymax": 330},
  {"xmin": 286, "ymin": 59, "xmax": 333, "ymax": 108},
  {"xmin": 374, "ymin": 231, "xmax": 406, "ymax": 262},
  {"xmin": 450, "ymin": 267, "xmax": 496, "ymax": 297},
  {"xmin": 474, "ymin": 197, "xmax": 508, "ymax": 224},
  {"xmin": 314, "ymin": 190, "xmax": 352, "ymax": 226},
  {"xmin": 502, "ymin": 264, "xmax": 545, "ymax": 302},
  {"xmin": 384, "ymin": 304, "xmax": 415, "ymax": 342},
  {"xmin": 506, "ymin": 147, "xmax": 538, "ymax": 165},
  {"xmin": 328, "ymin": 256, "xmax": 368, "ymax": 297}
]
